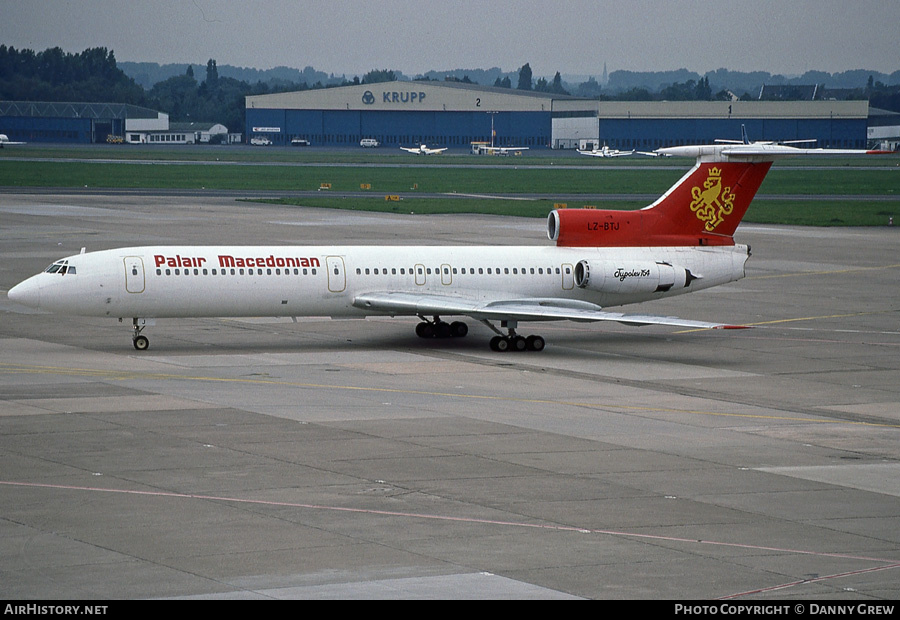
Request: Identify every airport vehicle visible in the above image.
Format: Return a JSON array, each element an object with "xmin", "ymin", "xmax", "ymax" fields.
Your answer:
[
  {"xmin": 400, "ymin": 144, "xmax": 447, "ymax": 155},
  {"xmin": 291, "ymin": 137, "xmax": 310, "ymax": 146},
  {"xmin": 250, "ymin": 136, "xmax": 272, "ymax": 146},
  {"xmin": 360, "ymin": 138, "xmax": 379, "ymax": 148},
  {"xmin": 7, "ymin": 143, "xmax": 885, "ymax": 352},
  {"xmin": 0, "ymin": 133, "xmax": 26, "ymax": 147}
]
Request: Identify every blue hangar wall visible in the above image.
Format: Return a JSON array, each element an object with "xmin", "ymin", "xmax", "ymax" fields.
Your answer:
[
  {"xmin": 246, "ymin": 108, "xmax": 551, "ymax": 148},
  {"xmin": 598, "ymin": 118, "xmax": 868, "ymax": 150},
  {"xmin": 245, "ymin": 81, "xmax": 557, "ymax": 147}
]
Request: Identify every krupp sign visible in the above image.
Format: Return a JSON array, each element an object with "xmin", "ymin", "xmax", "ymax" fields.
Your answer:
[{"xmin": 362, "ymin": 90, "xmax": 427, "ymax": 105}]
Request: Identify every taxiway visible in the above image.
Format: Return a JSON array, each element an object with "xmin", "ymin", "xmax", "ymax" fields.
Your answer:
[{"xmin": 1, "ymin": 192, "xmax": 899, "ymax": 599}]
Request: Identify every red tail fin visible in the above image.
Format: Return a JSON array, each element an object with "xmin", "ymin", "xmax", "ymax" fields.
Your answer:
[{"xmin": 550, "ymin": 161, "xmax": 772, "ymax": 247}]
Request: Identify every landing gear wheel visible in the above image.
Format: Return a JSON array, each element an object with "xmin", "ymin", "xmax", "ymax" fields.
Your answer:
[
  {"xmin": 435, "ymin": 321, "xmax": 452, "ymax": 339},
  {"xmin": 526, "ymin": 335, "xmax": 545, "ymax": 351},
  {"xmin": 511, "ymin": 335, "xmax": 527, "ymax": 351},
  {"xmin": 450, "ymin": 321, "xmax": 468, "ymax": 338},
  {"xmin": 490, "ymin": 336, "xmax": 509, "ymax": 352},
  {"xmin": 133, "ymin": 335, "xmax": 149, "ymax": 351},
  {"xmin": 416, "ymin": 322, "xmax": 434, "ymax": 338}
]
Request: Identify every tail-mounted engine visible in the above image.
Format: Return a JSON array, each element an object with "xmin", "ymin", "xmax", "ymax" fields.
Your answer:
[{"xmin": 574, "ymin": 259, "xmax": 698, "ymax": 294}]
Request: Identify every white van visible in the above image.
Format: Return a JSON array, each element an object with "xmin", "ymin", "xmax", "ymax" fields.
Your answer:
[
  {"xmin": 250, "ymin": 136, "xmax": 272, "ymax": 146},
  {"xmin": 360, "ymin": 138, "xmax": 379, "ymax": 148}
]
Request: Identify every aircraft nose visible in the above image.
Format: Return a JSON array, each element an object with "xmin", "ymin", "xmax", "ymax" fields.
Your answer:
[{"xmin": 8, "ymin": 277, "xmax": 41, "ymax": 309}]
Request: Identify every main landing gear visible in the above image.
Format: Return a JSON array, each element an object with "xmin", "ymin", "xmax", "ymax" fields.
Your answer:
[
  {"xmin": 481, "ymin": 318, "xmax": 545, "ymax": 352},
  {"xmin": 414, "ymin": 316, "xmax": 546, "ymax": 352},
  {"xmin": 415, "ymin": 315, "xmax": 469, "ymax": 339}
]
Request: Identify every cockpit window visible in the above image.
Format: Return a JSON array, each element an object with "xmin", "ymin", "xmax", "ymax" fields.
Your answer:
[{"xmin": 44, "ymin": 260, "xmax": 76, "ymax": 275}]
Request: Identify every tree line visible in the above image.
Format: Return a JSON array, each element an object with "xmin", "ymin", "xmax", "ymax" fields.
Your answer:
[{"xmin": 3, "ymin": 46, "xmax": 899, "ymax": 133}]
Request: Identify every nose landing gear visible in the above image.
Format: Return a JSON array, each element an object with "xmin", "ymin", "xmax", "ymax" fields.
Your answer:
[{"xmin": 128, "ymin": 318, "xmax": 150, "ymax": 350}]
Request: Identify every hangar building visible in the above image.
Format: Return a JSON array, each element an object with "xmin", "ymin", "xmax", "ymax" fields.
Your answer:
[
  {"xmin": 0, "ymin": 101, "xmax": 168, "ymax": 144},
  {"xmin": 245, "ymin": 81, "xmax": 871, "ymax": 150},
  {"xmin": 554, "ymin": 100, "xmax": 871, "ymax": 151},
  {"xmin": 245, "ymin": 81, "xmax": 558, "ymax": 148}
]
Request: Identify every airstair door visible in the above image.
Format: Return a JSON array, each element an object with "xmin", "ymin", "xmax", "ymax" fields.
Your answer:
[
  {"xmin": 124, "ymin": 256, "xmax": 145, "ymax": 293},
  {"xmin": 326, "ymin": 256, "xmax": 346, "ymax": 293}
]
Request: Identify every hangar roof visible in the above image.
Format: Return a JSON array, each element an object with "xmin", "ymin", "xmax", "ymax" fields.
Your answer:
[
  {"xmin": 246, "ymin": 80, "xmax": 577, "ymax": 113},
  {"xmin": 0, "ymin": 101, "xmax": 164, "ymax": 120}
]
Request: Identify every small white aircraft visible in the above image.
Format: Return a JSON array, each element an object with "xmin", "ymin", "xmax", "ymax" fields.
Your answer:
[
  {"xmin": 0, "ymin": 134, "xmax": 26, "ymax": 147},
  {"xmin": 474, "ymin": 145, "xmax": 529, "ymax": 156},
  {"xmin": 577, "ymin": 145, "xmax": 634, "ymax": 158},
  {"xmin": 400, "ymin": 144, "xmax": 448, "ymax": 155},
  {"xmin": 715, "ymin": 124, "xmax": 818, "ymax": 148},
  {"xmin": 8, "ymin": 142, "xmax": 886, "ymax": 352}
]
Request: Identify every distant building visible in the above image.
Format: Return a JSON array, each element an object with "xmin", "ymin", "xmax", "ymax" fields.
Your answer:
[
  {"xmin": 867, "ymin": 107, "xmax": 900, "ymax": 151},
  {"xmin": 131, "ymin": 122, "xmax": 233, "ymax": 145},
  {"xmin": 553, "ymin": 100, "xmax": 871, "ymax": 150},
  {"xmin": 246, "ymin": 81, "xmax": 871, "ymax": 151},
  {"xmin": 245, "ymin": 80, "xmax": 563, "ymax": 148},
  {"xmin": 0, "ymin": 101, "xmax": 167, "ymax": 144}
]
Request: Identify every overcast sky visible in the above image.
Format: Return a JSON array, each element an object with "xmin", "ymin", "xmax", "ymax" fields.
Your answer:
[{"xmin": 2, "ymin": 0, "xmax": 899, "ymax": 78}]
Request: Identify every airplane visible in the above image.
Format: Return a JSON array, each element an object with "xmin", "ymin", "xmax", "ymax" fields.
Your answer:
[
  {"xmin": 475, "ymin": 145, "xmax": 529, "ymax": 156},
  {"xmin": 400, "ymin": 144, "xmax": 447, "ymax": 155},
  {"xmin": 715, "ymin": 124, "xmax": 818, "ymax": 148},
  {"xmin": 0, "ymin": 134, "xmax": 26, "ymax": 147},
  {"xmin": 7, "ymin": 142, "xmax": 887, "ymax": 352},
  {"xmin": 577, "ymin": 145, "xmax": 634, "ymax": 158}
]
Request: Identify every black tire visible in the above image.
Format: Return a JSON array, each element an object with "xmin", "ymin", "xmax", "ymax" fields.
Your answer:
[
  {"xmin": 526, "ymin": 335, "xmax": 545, "ymax": 351},
  {"xmin": 133, "ymin": 335, "xmax": 149, "ymax": 351},
  {"xmin": 450, "ymin": 321, "xmax": 468, "ymax": 338}
]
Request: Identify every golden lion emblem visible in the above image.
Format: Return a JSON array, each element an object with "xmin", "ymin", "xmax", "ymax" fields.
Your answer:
[{"xmin": 690, "ymin": 167, "xmax": 736, "ymax": 231}]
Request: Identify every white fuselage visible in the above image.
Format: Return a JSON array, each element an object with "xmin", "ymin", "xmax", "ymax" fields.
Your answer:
[{"xmin": 11, "ymin": 244, "xmax": 748, "ymax": 320}]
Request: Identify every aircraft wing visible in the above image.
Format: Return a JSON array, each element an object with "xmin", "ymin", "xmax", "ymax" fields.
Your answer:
[
  {"xmin": 352, "ymin": 292, "xmax": 746, "ymax": 329},
  {"xmin": 657, "ymin": 144, "xmax": 891, "ymax": 161}
]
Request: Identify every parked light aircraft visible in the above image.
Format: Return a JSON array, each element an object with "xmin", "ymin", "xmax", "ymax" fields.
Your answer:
[
  {"xmin": 474, "ymin": 145, "xmax": 529, "ymax": 156},
  {"xmin": 0, "ymin": 134, "xmax": 26, "ymax": 147},
  {"xmin": 400, "ymin": 144, "xmax": 447, "ymax": 155},
  {"xmin": 715, "ymin": 124, "xmax": 817, "ymax": 148},
  {"xmin": 7, "ymin": 143, "xmax": 886, "ymax": 352},
  {"xmin": 577, "ymin": 145, "xmax": 634, "ymax": 158}
]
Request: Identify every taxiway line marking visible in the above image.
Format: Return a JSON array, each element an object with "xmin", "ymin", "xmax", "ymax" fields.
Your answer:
[{"xmin": 3, "ymin": 480, "xmax": 898, "ymax": 569}]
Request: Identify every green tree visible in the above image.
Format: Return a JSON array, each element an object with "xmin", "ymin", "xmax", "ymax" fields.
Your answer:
[
  {"xmin": 362, "ymin": 69, "xmax": 396, "ymax": 84},
  {"xmin": 517, "ymin": 63, "xmax": 532, "ymax": 90}
]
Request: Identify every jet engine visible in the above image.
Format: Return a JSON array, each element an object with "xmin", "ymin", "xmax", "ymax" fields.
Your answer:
[{"xmin": 574, "ymin": 260, "xmax": 696, "ymax": 294}]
